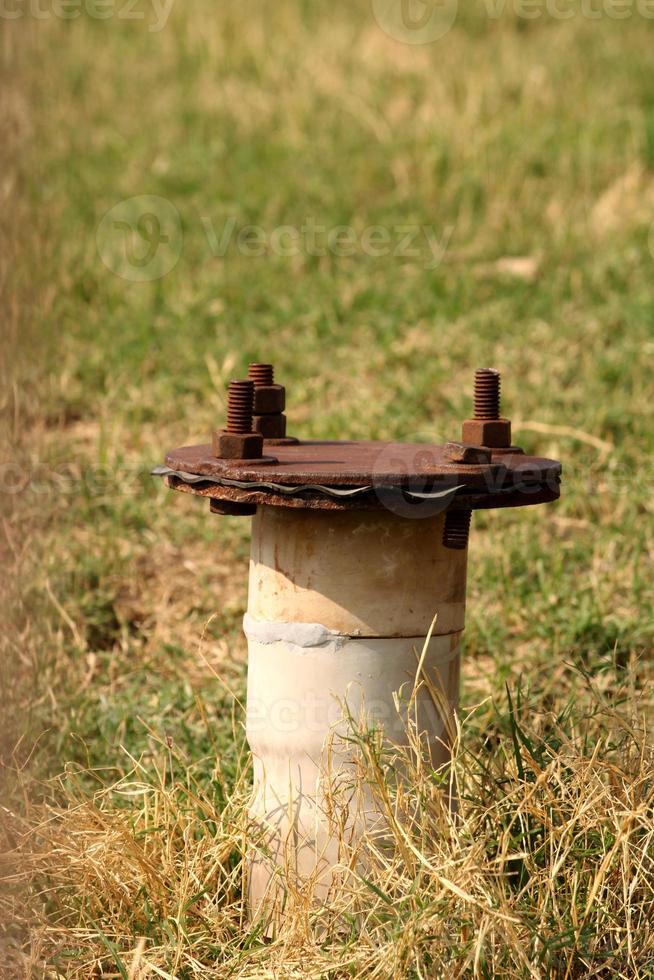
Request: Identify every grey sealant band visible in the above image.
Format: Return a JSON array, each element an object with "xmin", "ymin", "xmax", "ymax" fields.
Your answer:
[
  {"xmin": 243, "ymin": 612, "xmax": 352, "ymax": 650},
  {"xmin": 243, "ymin": 614, "xmax": 462, "ymax": 656}
]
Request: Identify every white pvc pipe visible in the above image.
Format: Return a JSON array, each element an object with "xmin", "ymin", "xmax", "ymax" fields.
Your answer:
[{"xmin": 244, "ymin": 506, "xmax": 468, "ymax": 921}]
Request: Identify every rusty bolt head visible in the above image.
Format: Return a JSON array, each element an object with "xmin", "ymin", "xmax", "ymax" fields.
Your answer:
[
  {"xmin": 253, "ymin": 384, "xmax": 285, "ymax": 415},
  {"xmin": 461, "ymin": 418, "xmax": 512, "ymax": 449},
  {"xmin": 253, "ymin": 413, "xmax": 287, "ymax": 438},
  {"xmin": 212, "ymin": 429, "xmax": 264, "ymax": 459},
  {"xmin": 443, "ymin": 441, "xmax": 492, "ymax": 464}
]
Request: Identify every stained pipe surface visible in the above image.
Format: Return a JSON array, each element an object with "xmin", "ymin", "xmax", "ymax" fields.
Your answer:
[{"xmin": 245, "ymin": 507, "xmax": 467, "ymax": 921}]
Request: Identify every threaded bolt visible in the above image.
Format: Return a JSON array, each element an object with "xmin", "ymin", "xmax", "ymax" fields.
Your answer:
[
  {"xmin": 442, "ymin": 509, "xmax": 472, "ymax": 550},
  {"xmin": 474, "ymin": 368, "xmax": 501, "ymax": 420},
  {"xmin": 248, "ymin": 363, "xmax": 274, "ymax": 386},
  {"xmin": 226, "ymin": 379, "xmax": 255, "ymax": 434}
]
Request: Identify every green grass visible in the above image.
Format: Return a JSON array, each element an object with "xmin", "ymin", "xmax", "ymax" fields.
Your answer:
[{"xmin": 2, "ymin": 2, "xmax": 654, "ymax": 976}]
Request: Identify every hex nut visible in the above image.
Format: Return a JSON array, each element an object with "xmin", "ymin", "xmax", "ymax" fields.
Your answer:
[
  {"xmin": 253, "ymin": 384, "xmax": 285, "ymax": 415},
  {"xmin": 443, "ymin": 441, "xmax": 492, "ymax": 464},
  {"xmin": 253, "ymin": 413, "xmax": 287, "ymax": 438},
  {"xmin": 212, "ymin": 429, "xmax": 264, "ymax": 459},
  {"xmin": 461, "ymin": 418, "xmax": 512, "ymax": 449}
]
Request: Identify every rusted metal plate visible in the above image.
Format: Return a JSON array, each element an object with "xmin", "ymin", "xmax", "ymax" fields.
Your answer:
[
  {"xmin": 166, "ymin": 440, "xmax": 508, "ymax": 487},
  {"xmin": 161, "ymin": 440, "xmax": 561, "ymax": 513}
]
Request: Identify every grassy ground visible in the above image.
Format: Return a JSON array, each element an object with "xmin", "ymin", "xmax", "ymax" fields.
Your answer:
[{"xmin": 2, "ymin": 1, "xmax": 654, "ymax": 976}]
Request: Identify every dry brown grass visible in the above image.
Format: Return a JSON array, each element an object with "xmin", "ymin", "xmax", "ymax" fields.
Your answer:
[{"xmin": 4, "ymin": 673, "xmax": 654, "ymax": 977}]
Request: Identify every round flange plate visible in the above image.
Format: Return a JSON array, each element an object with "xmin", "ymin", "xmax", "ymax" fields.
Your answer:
[
  {"xmin": 166, "ymin": 440, "xmax": 508, "ymax": 487},
  {"xmin": 162, "ymin": 439, "xmax": 561, "ymax": 512}
]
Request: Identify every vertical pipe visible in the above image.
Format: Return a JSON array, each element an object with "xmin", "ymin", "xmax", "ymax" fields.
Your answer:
[{"xmin": 244, "ymin": 506, "xmax": 468, "ymax": 922}]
